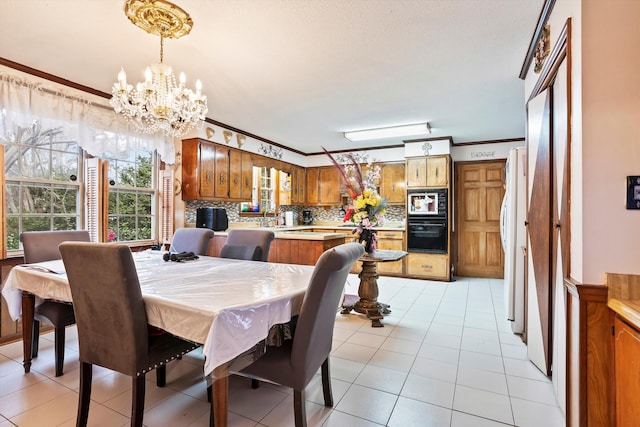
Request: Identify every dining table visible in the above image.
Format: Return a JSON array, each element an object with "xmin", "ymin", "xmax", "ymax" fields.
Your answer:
[{"xmin": 1, "ymin": 249, "xmax": 315, "ymax": 427}]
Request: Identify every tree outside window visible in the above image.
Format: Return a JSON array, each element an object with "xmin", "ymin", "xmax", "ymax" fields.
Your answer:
[
  {"xmin": 3, "ymin": 122, "xmax": 81, "ymax": 250},
  {"xmin": 107, "ymin": 149, "xmax": 155, "ymax": 242}
]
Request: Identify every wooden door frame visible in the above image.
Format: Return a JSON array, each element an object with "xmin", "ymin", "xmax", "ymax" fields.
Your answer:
[{"xmin": 452, "ymin": 159, "xmax": 507, "ymax": 278}]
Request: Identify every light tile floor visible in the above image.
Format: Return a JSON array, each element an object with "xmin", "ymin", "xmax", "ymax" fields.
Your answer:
[{"xmin": 0, "ymin": 275, "xmax": 566, "ymax": 426}]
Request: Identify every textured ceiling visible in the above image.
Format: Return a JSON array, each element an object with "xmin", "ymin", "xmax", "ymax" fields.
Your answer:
[{"xmin": 0, "ymin": 0, "xmax": 543, "ymax": 154}]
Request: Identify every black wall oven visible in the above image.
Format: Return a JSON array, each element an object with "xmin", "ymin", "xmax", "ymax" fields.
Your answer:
[{"xmin": 407, "ymin": 188, "xmax": 448, "ymax": 254}]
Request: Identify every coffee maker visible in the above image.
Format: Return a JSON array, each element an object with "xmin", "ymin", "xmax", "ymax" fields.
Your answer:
[{"xmin": 302, "ymin": 210, "xmax": 313, "ymax": 225}]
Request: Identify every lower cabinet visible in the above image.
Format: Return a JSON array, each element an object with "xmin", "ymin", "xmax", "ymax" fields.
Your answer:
[
  {"xmin": 613, "ymin": 314, "xmax": 640, "ymax": 426},
  {"xmin": 208, "ymin": 235, "xmax": 345, "ymax": 266},
  {"xmin": 376, "ymin": 231, "xmax": 404, "ymax": 275},
  {"xmin": 406, "ymin": 253, "xmax": 450, "ymax": 281}
]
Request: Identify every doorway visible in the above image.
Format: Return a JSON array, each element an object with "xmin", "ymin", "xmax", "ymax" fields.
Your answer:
[{"xmin": 454, "ymin": 160, "xmax": 506, "ymax": 278}]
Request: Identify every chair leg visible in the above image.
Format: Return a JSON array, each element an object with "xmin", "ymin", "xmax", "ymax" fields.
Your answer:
[
  {"xmin": 131, "ymin": 375, "xmax": 146, "ymax": 427},
  {"xmin": 156, "ymin": 365, "xmax": 166, "ymax": 387},
  {"xmin": 77, "ymin": 362, "xmax": 92, "ymax": 427},
  {"xmin": 31, "ymin": 320, "xmax": 40, "ymax": 358},
  {"xmin": 54, "ymin": 325, "xmax": 66, "ymax": 377},
  {"xmin": 251, "ymin": 378, "xmax": 260, "ymax": 389},
  {"xmin": 321, "ymin": 358, "xmax": 333, "ymax": 406},
  {"xmin": 207, "ymin": 384, "xmax": 212, "ymax": 402},
  {"xmin": 293, "ymin": 389, "xmax": 307, "ymax": 427}
]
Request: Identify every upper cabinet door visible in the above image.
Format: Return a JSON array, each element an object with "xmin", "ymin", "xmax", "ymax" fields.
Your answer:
[
  {"xmin": 228, "ymin": 148, "xmax": 242, "ymax": 200},
  {"xmin": 198, "ymin": 142, "xmax": 216, "ymax": 198},
  {"xmin": 241, "ymin": 152, "xmax": 253, "ymax": 201},
  {"xmin": 306, "ymin": 168, "xmax": 320, "ymax": 205},
  {"xmin": 406, "ymin": 158, "xmax": 427, "ymax": 188},
  {"xmin": 319, "ymin": 167, "xmax": 342, "ymax": 205},
  {"xmin": 426, "ymin": 156, "xmax": 449, "ymax": 187},
  {"xmin": 381, "ymin": 163, "xmax": 405, "ymax": 204},
  {"xmin": 214, "ymin": 146, "xmax": 230, "ymax": 199}
]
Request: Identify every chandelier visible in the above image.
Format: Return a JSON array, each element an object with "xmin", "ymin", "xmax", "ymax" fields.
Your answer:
[{"xmin": 110, "ymin": 0, "xmax": 208, "ymax": 138}]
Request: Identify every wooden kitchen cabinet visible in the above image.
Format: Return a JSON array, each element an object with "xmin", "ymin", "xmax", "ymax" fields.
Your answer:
[
  {"xmin": 375, "ymin": 230, "xmax": 404, "ymax": 275},
  {"xmin": 406, "ymin": 252, "xmax": 450, "ymax": 281},
  {"xmin": 228, "ymin": 148, "xmax": 242, "ymax": 200},
  {"xmin": 182, "ymin": 138, "xmax": 214, "ymax": 199},
  {"xmin": 290, "ymin": 165, "xmax": 306, "ymax": 205},
  {"xmin": 406, "ymin": 155, "xmax": 449, "ymax": 188},
  {"xmin": 182, "ymin": 138, "xmax": 248, "ymax": 201},
  {"xmin": 240, "ymin": 151, "xmax": 253, "ymax": 200},
  {"xmin": 306, "ymin": 167, "xmax": 319, "ymax": 204},
  {"xmin": 613, "ymin": 314, "xmax": 640, "ymax": 426},
  {"xmin": 319, "ymin": 167, "xmax": 341, "ymax": 205},
  {"xmin": 306, "ymin": 166, "xmax": 341, "ymax": 206},
  {"xmin": 380, "ymin": 163, "xmax": 405, "ymax": 204}
]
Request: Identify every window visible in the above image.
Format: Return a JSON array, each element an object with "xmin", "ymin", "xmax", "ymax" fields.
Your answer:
[
  {"xmin": 3, "ymin": 122, "xmax": 82, "ymax": 250},
  {"xmin": 106, "ymin": 147, "xmax": 156, "ymax": 243}
]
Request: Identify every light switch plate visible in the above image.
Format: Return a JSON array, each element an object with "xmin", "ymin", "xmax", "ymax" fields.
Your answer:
[{"xmin": 626, "ymin": 176, "xmax": 640, "ymax": 209}]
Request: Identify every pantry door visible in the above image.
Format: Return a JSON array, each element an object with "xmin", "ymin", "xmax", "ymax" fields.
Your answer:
[{"xmin": 455, "ymin": 160, "xmax": 506, "ymax": 278}]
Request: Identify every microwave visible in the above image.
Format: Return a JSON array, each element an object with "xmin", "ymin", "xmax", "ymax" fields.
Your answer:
[{"xmin": 407, "ymin": 189, "xmax": 448, "ymax": 217}]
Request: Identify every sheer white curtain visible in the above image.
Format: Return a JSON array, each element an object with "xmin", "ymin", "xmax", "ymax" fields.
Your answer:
[{"xmin": 0, "ymin": 73, "xmax": 175, "ymax": 164}]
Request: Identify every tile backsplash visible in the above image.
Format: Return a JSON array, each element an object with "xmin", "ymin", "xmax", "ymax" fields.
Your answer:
[{"xmin": 185, "ymin": 201, "xmax": 406, "ymax": 225}]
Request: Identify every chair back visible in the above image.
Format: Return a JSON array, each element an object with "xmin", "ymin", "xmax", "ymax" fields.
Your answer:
[
  {"xmin": 291, "ymin": 242, "xmax": 364, "ymax": 385},
  {"xmin": 219, "ymin": 244, "xmax": 262, "ymax": 261},
  {"xmin": 225, "ymin": 229, "xmax": 275, "ymax": 262},
  {"xmin": 59, "ymin": 242, "xmax": 150, "ymax": 377},
  {"xmin": 170, "ymin": 228, "xmax": 215, "ymax": 255},
  {"xmin": 20, "ymin": 230, "xmax": 91, "ymax": 263}
]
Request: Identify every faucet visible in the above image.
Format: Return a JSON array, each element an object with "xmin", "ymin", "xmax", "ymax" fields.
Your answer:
[{"xmin": 262, "ymin": 208, "xmax": 276, "ymax": 227}]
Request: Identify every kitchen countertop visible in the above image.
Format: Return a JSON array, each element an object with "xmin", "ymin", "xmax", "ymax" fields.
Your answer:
[
  {"xmin": 608, "ymin": 298, "xmax": 640, "ymax": 330},
  {"xmin": 214, "ymin": 229, "xmax": 347, "ymax": 241},
  {"xmin": 214, "ymin": 222, "xmax": 405, "ymax": 240}
]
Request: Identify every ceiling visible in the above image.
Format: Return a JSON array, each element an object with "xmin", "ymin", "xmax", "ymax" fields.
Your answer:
[{"xmin": 0, "ymin": 0, "xmax": 543, "ymax": 155}]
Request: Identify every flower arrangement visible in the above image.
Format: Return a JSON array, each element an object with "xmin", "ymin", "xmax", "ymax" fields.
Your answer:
[{"xmin": 323, "ymin": 148, "xmax": 387, "ymax": 252}]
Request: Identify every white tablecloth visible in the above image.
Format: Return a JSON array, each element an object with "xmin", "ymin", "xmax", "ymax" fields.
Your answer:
[{"xmin": 1, "ymin": 250, "xmax": 315, "ymax": 376}]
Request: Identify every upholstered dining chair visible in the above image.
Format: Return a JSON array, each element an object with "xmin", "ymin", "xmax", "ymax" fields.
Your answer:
[
  {"xmin": 224, "ymin": 229, "xmax": 275, "ymax": 262},
  {"xmin": 232, "ymin": 242, "xmax": 365, "ymax": 427},
  {"xmin": 170, "ymin": 227, "xmax": 215, "ymax": 255},
  {"xmin": 59, "ymin": 242, "xmax": 199, "ymax": 427},
  {"xmin": 20, "ymin": 230, "xmax": 91, "ymax": 377}
]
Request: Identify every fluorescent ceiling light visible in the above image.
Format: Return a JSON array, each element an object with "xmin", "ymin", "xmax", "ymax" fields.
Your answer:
[{"xmin": 343, "ymin": 122, "xmax": 430, "ymax": 142}]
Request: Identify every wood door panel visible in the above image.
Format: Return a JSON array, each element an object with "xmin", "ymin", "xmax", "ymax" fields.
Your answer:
[
  {"xmin": 486, "ymin": 187, "xmax": 503, "ymax": 221},
  {"xmin": 464, "ymin": 188, "xmax": 481, "ymax": 221},
  {"xmin": 455, "ymin": 161, "xmax": 506, "ymax": 278},
  {"xmin": 486, "ymin": 232, "xmax": 503, "ymax": 267},
  {"xmin": 461, "ymin": 232, "xmax": 480, "ymax": 264}
]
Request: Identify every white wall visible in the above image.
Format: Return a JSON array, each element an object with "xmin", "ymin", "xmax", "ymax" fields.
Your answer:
[
  {"xmin": 450, "ymin": 140, "xmax": 524, "ymax": 162},
  {"xmin": 580, "ymin": 0, "xmax": 640, "ymax": 282}
]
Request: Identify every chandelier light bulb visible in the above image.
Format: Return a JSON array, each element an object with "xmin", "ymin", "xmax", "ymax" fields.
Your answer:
[
  {"xmin": 117, "ymin": 67, "xmax": 127, "ymax": 90},
  {"xmin": 179, "ymin": 72, "xmax": 186, "ymax": 85}
]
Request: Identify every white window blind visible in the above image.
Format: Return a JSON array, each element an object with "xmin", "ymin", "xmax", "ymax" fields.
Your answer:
[
  {"xmin": 84, "ymin": 157, "xmax": 107, "ymax": 242},
  {"xmin": 161, "ymin": 169, "xmax": 174, "ymax": 245}
]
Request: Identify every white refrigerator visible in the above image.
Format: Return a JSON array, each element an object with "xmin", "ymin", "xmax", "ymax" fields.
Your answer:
[{"xmin": 500, "ymin": 147, "xmax": 526, "ymax": 334}]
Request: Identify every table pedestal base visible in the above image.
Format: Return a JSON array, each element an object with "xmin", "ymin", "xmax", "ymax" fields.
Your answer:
[
  {"xmin": 341, "ymin": 294, "xmax": 391, "ymax": 327},
  {"xmin": 341, "ymin": 258, "xmax": 391, "ymax": 327}
]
